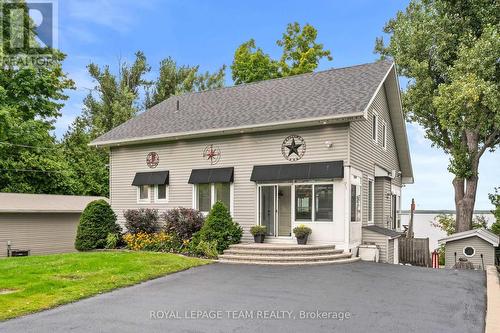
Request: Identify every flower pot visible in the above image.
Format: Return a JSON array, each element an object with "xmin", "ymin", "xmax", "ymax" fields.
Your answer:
[
  {"xmin": 296, "ymin": 235, "xmax": 308, "ymax": 245},
  {"xmin": 253, "ymin": 234, "xmax": 265, "ymax": 243}
]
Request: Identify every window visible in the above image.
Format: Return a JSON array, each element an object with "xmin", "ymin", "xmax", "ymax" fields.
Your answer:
[
  {"xmin": 372, "ymin": 113, "xmax": 378, "ymax": 142},
  {"xmin": 368, "ymin": 179, "xmax": 374, "ymax": 224},
  {"xmin": 196, "ymin": 183, "xmax": 232, "ymax": 213},
  {"xmin": 350, "ymin": 184, "xmax": 361, "ymax": 222},
  {"xmin": 197, "ymin": 183, "xmax": 211, "ymax": 212},
  {"xmin": 463, "ymin": 246, "xmax": 475, "ymax": 257},
  {"xmin": 295, "ymin": 184, "xmax": 334, "ymax": 222},
  {"xmin": 137, "ymin": 185, "xmax": 150, "ymax": 203},
  {"xmin": 215, "ymin": 182, "xmax": 231, "ymax": 209},
  {"xmin": 382, "ymin": 121, "xmax": 387, "ymax": 149},
  {"xmin": 315, "ymin": 185, "xmax": 333, "ymax": 221},
  {"xmin": 155, "ymin": 184, "xmax": 168, "ymax": 202},
  {"xmin": 295, "ymin": 185, "xmax": 312, "ymax": 220}
]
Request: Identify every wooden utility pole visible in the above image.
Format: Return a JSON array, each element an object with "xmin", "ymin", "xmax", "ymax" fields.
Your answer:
[{"xmin": 407, "ymin": 198, "xmax": 415, "ymax": 238}]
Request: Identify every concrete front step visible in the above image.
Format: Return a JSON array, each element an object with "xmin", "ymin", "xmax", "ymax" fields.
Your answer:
[
  {"xmin": 228, "ymin": 243, "xmax": 337, "ymax": 251},
  {"xmin": 219, "ymin": 253, "xmax": 352, "ymax": 262},
  {"xmin": 218, "ymin": 257, "xmax": 361, "ymax": 266},
  {"xmin": 223, "ymin": 248, "xmax": 344, "ymax": 256}
]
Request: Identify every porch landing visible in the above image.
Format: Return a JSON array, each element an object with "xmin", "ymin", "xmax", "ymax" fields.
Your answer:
[{"xmin": 219, "ymin": 243, "xmax": 360, "ymax": 265}]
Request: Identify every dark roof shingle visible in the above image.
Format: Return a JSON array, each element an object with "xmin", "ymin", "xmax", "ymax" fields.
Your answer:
[
  {"xmin": 92, "ymin": 60, "xmax": 393, "ymax": 145},
  {"xmin": 363, "ymin": 225, "xmax": 403, "ymax": 238}
]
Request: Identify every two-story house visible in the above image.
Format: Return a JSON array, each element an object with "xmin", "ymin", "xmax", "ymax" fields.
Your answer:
[{"xmin": 92, "ymin": 60, "xmax": 413, "ymax": 263}]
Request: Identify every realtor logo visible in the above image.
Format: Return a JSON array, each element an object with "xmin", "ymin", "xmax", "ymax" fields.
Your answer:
[{"xmin": 1, "ymin": 0, "xmax": 58, "ymax": 55}]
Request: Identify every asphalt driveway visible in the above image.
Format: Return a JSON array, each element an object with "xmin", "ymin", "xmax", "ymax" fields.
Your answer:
[{"xmin": 0, "ymin": 262, "xmax": 485, "ymax": 333}]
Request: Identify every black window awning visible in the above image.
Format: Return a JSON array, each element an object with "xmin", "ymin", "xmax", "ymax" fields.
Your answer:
[
  {"xmin": 132, "ymin": 171, "xmax": 169, "ymax": 186},
  {"xmin": 250, "ymin": 161, "xmax": 344, "ymax": 182},
  {"xmin": 188, "ymin": 167, "xmax": 234, "ymax": 184}
]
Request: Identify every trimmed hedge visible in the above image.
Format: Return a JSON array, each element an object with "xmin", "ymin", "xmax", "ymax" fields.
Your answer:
[
  {"xmin": 75, "ymin": 200, "xmax": 121, "ymax": 251},
  {"xmin": 191, "ymin": 201, "xmax": 242, "ymax": 254}
]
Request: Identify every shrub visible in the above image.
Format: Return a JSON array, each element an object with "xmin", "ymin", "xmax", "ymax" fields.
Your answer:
[
  {"xmin": 195, "ymin": 240, "xmax": 219, "ymax": 259},
  {"xmin": 192, "ymin": 201, "xmax": 242, "ymax": 253},
  {"xmin": 105, "ymin": 233, "xmax": 120, "ymax": 249},
  {"xmin": 250, "ymin": 225, "xmax": 267, "ymax": 236},
  {"xmin": 75, "ymin": 200, "xmax": 121, "ymax": 251},
  {"xmin": 124, "ymin": 208, "xmax": 160, "ymax": 234},
  {"xmin": 162, "ymin": 208, "xmax": 204, "ymax": 241},
  {"xmin": 293, "ymin": 224, "xmax": 312, "ymax": 238},
  {"xmin": 123, "ymin": 232, "xmax": 181, "ymax": 252}
]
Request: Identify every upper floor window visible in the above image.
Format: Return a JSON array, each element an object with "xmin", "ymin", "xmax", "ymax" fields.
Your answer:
[
  {"xmin": 382, "ymin": 121, "xmax": 387, "ymax": 149},
  {"xmin": 372, "ymin": 112, "xmax": 378, "ymax": 142}
]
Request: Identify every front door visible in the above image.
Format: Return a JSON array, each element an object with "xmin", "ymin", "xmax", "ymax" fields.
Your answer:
[{"xmin": 259, "ymin": 185, "xmax": 292, "ymax": 237}]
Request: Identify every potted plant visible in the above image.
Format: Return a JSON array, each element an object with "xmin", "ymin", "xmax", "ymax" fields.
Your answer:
[
  {"xmin": 293, "ymin": 224, "xmax": 312, "ymax": 245},
  {"xmin": 250, "ymin": 225, "xmax": 267, "ymax": 243}
]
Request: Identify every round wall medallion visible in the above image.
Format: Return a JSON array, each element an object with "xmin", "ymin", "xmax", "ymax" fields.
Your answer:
[
  {"xmin": 203, "ymin": 144, "xmax": 221, "ymax": 165},
  {"xmin": 281, "ymin": 135, "xmax": 306, "ymax": 161},
  {"xmin": 146, "ymin": 152, "xmax": 159, "ymax": 168}
]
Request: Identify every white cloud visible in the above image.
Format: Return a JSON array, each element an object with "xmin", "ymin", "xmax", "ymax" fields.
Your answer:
[{"xmin": 64, "ymin": 0, "xmax": 159, "ymax": 33}]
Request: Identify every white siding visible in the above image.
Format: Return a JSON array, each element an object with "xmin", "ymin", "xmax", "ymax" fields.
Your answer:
[
  {"xmin": 110, "ymin": 125, "xmax": 349, "ymax": 240},
  {"xmin": 0, "ymin": 213, "xmax": 79, "ymax": 257},
  {"xmin": 361, "ymin": 228, "xmax": 389, "ymax": 263},
  {"xmin": 350, "ymin": 85, "xmax": 402, "ymax": 227},
  {"xmin": 444, "ymin": 236, "xmax": 495, "ymax": 269}
]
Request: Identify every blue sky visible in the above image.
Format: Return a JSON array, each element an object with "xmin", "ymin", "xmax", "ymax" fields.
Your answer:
[{"xmin": 53, "ymin": 0, "xmax": 499, "ymax": 210}]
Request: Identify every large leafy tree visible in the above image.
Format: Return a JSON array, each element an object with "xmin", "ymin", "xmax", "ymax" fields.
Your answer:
[
  {"xmin": 231, "ymin": 22, "xmax": 332, "ymax": 84},
  {"xmin": 0, "ymin": 0, "xmax": 76, "ymax": 194},
  {"xmin": 375, "ymin": 0, "xmax": 499, "ymax": 232},
  {"xmin": 145, "ymin": 57, "xmax": 225, "ymax": 108},
  {"xmin": 63, "ymin": 52, "xmax": 151, "ymax": 196}
]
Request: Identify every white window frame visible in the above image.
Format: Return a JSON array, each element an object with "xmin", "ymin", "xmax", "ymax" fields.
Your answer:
[
  {"xmin": 350, "ymin": 175, "xmax": 362, "ymax": 223},
  {"xmin": 193, "ymin": 183, "xmax": 234, "ymax": 214},
  {"xmin": 367, "ymin": 177, "xmax": 374, "ymax": 225},
  {"xmin": 292, "ymin": 182, "xmax": 334, "ymax": 223},
  {"xmin": 154, "ymin": 184, "xmax": 169, "ymax": 203},
  {"xmin": 463, "ymin": 246, "xmax": 475, "ymax": 257},
  {"xmin": 137, "ymin": 185, "xmax": 151, "ymax": 204},
  {"xmin": 372, "ymin": 111, "xmax": 379, "ymax": 143},
  {"xmin": 382, "ymin": 120, "xmax": 387, "ymax": 149}
]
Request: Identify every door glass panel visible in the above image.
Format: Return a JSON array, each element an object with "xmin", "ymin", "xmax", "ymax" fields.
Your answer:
[
  {"xmin": 197, "ymin": 184, "xmax": 211, "ymax": 212},
  {"xmin": 278, "ymin": 186, "xmax": 291, "ymax": 236},
  {"xmin": 260, "ymin": 186, "xmax": 275, "ymax": 236},
  {"xmin": 314, "ymin": 184, "xmax": 333, "ymax": 221},
  {"xmin": 215, "ymin": 183, "xmax": 231, "ymax": 210},
  {"xmin": 295, "ymin": 185, "xmax": 312, "ymax": 221}
]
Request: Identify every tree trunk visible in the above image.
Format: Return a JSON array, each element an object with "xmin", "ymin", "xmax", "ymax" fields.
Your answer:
[{"xmin": 454, "ymin": 174, "xmax": 479, "ymax": 233}]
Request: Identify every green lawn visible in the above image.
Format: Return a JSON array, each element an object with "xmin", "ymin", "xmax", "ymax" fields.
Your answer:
[{"xmin": 0, "ymin": 251, "xmax": 210, "ymax": 321}]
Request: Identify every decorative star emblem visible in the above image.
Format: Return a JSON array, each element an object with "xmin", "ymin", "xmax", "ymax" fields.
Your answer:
[
  {"xmin": 281, "ymin": 135, "xmax": 306, "ymax": 161},
  {"xmin": 203, "ymin": 145, "xmax": 221, "ymax": 165},
  {"xmin": 286, "ymin": 138, "xmax": 303, "ymax": 157}
]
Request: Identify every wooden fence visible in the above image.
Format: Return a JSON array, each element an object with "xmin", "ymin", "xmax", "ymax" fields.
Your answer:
[{"xmin": 399, "ymin": 237, "xmax": 431, "ymax": 267}]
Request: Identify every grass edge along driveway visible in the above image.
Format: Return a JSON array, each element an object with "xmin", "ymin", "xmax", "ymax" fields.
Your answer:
[{"xmin": 0, "ymin": 251, "xmax": 210, "ymax": 321}]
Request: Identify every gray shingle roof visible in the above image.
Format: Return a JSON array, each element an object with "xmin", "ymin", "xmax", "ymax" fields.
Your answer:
[
  {"xmin": 363, "ymin": 225, "xmax": 403, "ymax": 239},
  {"xmin": 92, "ymin": 60, "xmax": 393, "ymax": 146}
]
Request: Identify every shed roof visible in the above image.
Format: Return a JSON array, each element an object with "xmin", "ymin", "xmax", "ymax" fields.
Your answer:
[
  {"xmin": 438, "ymin": 229, "xmax": 499, "ymax": 247},
  {"xmin": 0, "ymin": 193, "xmax": 107, "ymax": 213},
  {"xmin": 363, "ymin": 225, "xmax": 403, "ymax": 239}
]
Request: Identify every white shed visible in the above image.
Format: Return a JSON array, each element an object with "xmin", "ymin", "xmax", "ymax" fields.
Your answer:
[{"xmin": 438, "ymin": 229, "xmax": 499, "ymax": 269}]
